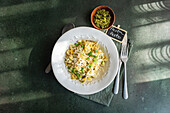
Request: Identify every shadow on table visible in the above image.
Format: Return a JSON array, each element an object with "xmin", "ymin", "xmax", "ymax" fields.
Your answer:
[
  {"xmin": 130, "ymin": 78, "xmax": 170, "ymax": 113},
  {"xmin": 130, "ymin": 0, "xmax": 170, "ymax": 27},
  {"xmin": 0, "ymin": 0, "xmax": 46, "ymax": 7},
  {"xmin": 136, "ymin": 40, "xmax": 170, "ymax": 69},
  {"xmin": 148, "ymin": 41, "xmax": 170, "ymax": 69},
  {"xmin": 0, "ymin": 0, "xmax": 107, "ymax": 112},
  {"xmin": 0, "ymin": 0, "xmax": 170, "ymax": 112},
  {"xmin": 126, "ymin": 0, "xmax": 170, "ymax": 71},
  {"xmin": 0, "ymin": 1, "xmax": 91, "ymax": 91}
]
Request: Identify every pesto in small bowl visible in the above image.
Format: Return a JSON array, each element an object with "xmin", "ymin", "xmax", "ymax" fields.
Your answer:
[{"xmin": 93, "ymin": 9, "xmax": 111, "ymax": 29}]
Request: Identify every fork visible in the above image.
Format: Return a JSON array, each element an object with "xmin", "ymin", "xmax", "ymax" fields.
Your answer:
[{"xmin": 121, "ymin": 44, "xmax": 129, "ymax": 99}]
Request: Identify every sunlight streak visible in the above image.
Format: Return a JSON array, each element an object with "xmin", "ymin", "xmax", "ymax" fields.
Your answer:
[
  {"xmin": 131, "ymin": 69, "xmax": 170, "ymax": 83},
  {"xmin": 129, "ymin": 21, "xmax": 170, "ymax": 84},
  {"xmin": 62, "ymin": 17, "xmax": 77, "ymax": 24},
  {"xmin": 0, "ymin": 0, "xmax": 59, "ymax": 17},
  {"xmin": 0, "ymin": 69, "xmax": 29, "ymax": 92},
  {"xmin": 132, "ymin": 1, "xmax": 169, "ymax": 14},
  {"xmin": 131, "ymin": 1, "xmax": 170, "ymax": 27},
  {"xmin": 0, "ymin": 90, "xmax": 52, "ymax": 105},
  {"xmin": 0, "ymin": 37, "xmax": 27, "ymax": 52},
  {"xmin": 0, "ymin": 48, "xmax": 32, "ymax": 72}
]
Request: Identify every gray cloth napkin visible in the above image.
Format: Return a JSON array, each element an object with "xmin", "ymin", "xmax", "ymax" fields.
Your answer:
[{"xmin": 78, "ymin": 39, "xmax": 133, "ymax": 106}]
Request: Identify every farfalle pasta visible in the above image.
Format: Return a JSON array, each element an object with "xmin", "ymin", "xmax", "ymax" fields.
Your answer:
[{"xmin": 64, "ymin": 40, "xmax": 108, "ymax": 83}]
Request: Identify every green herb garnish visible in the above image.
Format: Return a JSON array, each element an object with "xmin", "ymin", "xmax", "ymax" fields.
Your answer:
[
  {"xmin": 76, "ymin": 74, "xmax": 79, "ymax": 77},
  {"xmin": 81, "ymin": 45, "xmax": 84, "ymax": 48},
  {"xmin": 93, "ymin": 58, "xmax": 97, "ymax": 62},
  {"xmin": 93, "ymin": 55, "xmax": 97, "ymax": 58},
  {"xmin": 68, "ymin": 66, "xmax": 70, "ymax": 69},
  {"xmin": 95, "ymin": 49, "xmax": 98, "ymax": 53},
  {"xmin": 72, "ymin": 68, "xmax": 75, "ymax": 73},
  {"xmin": 87, "ymin": 51, "xmax": 92, "ymax": 56},
  {"xmin": 76, "ymin": 74, "xmax": 80, "ymax": 79},
  {"xmin": 101, "ymin": 61, "xmax": 103, "ymax": 64},
  {"xmin": 81, "ymin": 67, "xmax": 84, "ymax": 71},
  {"xmin": 87, "ymin": 57, "xmax": 90, "ymax": 60},
  {"xmin": 75, "ymin": 70, "xmax": 78, "ymax": 74},
  {"xmin": 87, "ymin": 63, "xmax": 93, "ymax": 68},
  {"xmin": 74, "ymin": 43, "xmax": 79, "ymax": 46}
]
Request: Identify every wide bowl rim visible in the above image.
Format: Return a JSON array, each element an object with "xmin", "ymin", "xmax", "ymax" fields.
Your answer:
[{"xmin": 51, "ymin": 27, "xmax": 119, "ymax": 95}]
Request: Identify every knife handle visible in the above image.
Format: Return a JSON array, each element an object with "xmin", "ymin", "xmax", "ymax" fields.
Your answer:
[
  {"xmin": 123, "ymin": 62, "xmax": 128, "ymax": 99},
  {"xmin": 114, "ymin": 60, "xmax": 122, "ymax": 94}
]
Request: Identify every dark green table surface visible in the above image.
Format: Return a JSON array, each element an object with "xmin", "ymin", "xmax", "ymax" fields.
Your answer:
[{"xmin": 0, "ymin": 0, "xmax": 170, "ymax": 113}]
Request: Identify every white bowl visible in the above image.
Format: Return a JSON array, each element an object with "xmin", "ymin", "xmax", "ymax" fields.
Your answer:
[{"xmin": 51, "ymin": 27, "xmax": 119, "ymax": 95}]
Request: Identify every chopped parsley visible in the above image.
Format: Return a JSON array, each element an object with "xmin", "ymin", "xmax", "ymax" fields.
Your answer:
[
  {"xmin": 76, "ymin": 74, "xmax": 80, "ymax": 79},
  {"xmin": 81, "ymin": 45, "xmax": 84, "ymax": 48},
  {"xmin": 95, "ymin": 49, "xmax": 98, "ymax": 53},
  {"xmin": 76, "ymin": 74, "xmax": 79, "ymax": 78},
  {"xmin": 87, "ymin": 57, "xmax": 90, "ymax": 60},
  {"xmin": 87, "ymin": 63, "xmax": 93, "ymax": 68},
  {"xmin": 74, "ymin": 43, "xmax": 79, "ymax": 46},
  {"xmin": 80, "ymin": 72, "xmax": 84, "ymax": 74},
  {"xmin": 93, "ymin": 58, "xmax": 97, "ymax": 62},
  {"xmin": 71, "ymin": 68, "xmax": 75, "ymax": 73},
  {"xmin": 87, "ymin": 51, "xmax": 93, "ymax": 56},
  {"xmin": 101, "ymin": 61, "xmax": 103, "ymax": 64},
  {"xmin": 81, "ymin": 67, "xmax": 84, "ymax": 71},
  {"xmin": 75, "ymin": 70, "xmax": 78, "ymax": 74},
  {"xmin": 93, "ymin": 55, "xmax": 97, "ymax": 58}
]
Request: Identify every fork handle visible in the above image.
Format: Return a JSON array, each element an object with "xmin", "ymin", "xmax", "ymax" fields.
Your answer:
[
  {"xmin": 123, "ymin": 62, "xmax": 128, "ymax": 99},
  {"xmin": 114, "ymin": 60, "xmax": 122, "ymax": 94}
]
